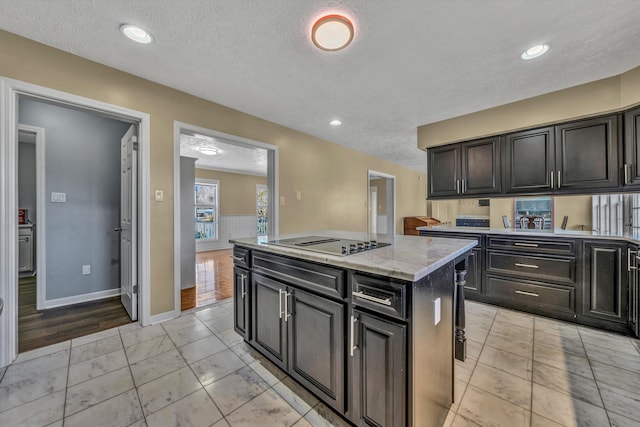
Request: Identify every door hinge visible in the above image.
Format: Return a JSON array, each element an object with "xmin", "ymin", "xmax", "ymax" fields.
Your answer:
[
  {"xmin": 133, "ymin": 284, "xmax": 138, "ymax": 294},
  {"xmin": 132, "ymin": 140, "xmax": 139, "ymax": 151}
]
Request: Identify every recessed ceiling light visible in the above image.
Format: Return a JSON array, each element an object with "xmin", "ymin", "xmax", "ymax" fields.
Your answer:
[
  {"xmin": 120, "ymin": 24, "xmax": 153, "ymax": 44},
  {"xmin": 330, "ymin": 119, "xmax": 342, "ymax": 126},
  {"xmin": 520, "ymin": 44, "xmax": 549, "ymax": 60},
  {"xmin": 311, "ymin": 15, "xmax": 354, "ymax": 51}
]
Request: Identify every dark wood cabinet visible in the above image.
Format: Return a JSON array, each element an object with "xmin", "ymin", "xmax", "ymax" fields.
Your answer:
[
  {"xmin": 288, "ymin": 288, "xmax": 345, "ymax": 412},
  {"xmin": 624, "ymin": 107, "xmax": 640, "ymax": 187},
  {"xmin": 251, "ymin": 273, "xmax": 288, "ymax": 369},
  {"xmin": 350, "ymin": 309, "xmax": 406, "ymax": 427},
  {"xmin": 460, "ymin": 136, "xmax": 502, "ymax": 195},
  {"xmin": 427, "ymin": 144, "xmax": 460, "ymax": 198},
  {"xmin": 555, "ymin": 115, "xmax": 619, "ymax": 191},
  {"xmin": 233, "ymin": 266, "xmax": 250, "ymax": 340},
  {"xmin": 582, "ymin": 241, "xmax": 628, "ymax": 325},
  {"xmin": 427, "ymin": 137, "xmax": 500, "ymax": 198},
  {"xmin": 629, "ymin": 245, "xmax": 640, "ymax": 337},
  {"xmin": 504, "ymin": 127, "xmax": 555, "ymax": 193}
]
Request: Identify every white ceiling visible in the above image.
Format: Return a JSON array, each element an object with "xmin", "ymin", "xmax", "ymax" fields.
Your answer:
[
  {"xmin": 2, "ymin": 1, "xmax": 640, "ymax": 172},
  {"xmin": 180, "ymin": 134, "xmax": 267, "ymax": 176}
]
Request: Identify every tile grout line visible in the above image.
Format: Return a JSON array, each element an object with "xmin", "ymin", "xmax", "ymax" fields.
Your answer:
[
  {"xmin": 576, "ymin": 325, "xmax": 612, "ymax": 427},
  {"xmin": 118, "ymin": 322, "xmax": 148, "ymax": 427},
  {"xmin": 60, "ymin": 341, "xmax": 72, "ymax": 425}
]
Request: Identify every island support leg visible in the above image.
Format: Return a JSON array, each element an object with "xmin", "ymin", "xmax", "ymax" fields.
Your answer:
[{"xmin": 454, "ymin": 259, "xmax": 467, "ymax": 361}]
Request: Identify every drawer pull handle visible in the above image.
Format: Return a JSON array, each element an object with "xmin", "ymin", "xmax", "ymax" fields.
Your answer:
[
  {"xmin": 515, "ymin": 263, "xmax": 539, "ymax": 269},
  {"xmin": 232, "ymin": 255, "xmax": 245, "ymax": 262},
  {"xmin": 514, "ymin": 242, "xmax": 538, "ymax": 248},
  {"xmin": 515, "ymin": 290, "xmax": 539, "ymax": 297},
  {"xmin": 352, "ymin": 291, "xmax": 392, "ymax": 306}
]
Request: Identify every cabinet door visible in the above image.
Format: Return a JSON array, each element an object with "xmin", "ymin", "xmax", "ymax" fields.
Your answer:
[
  {"xmin": 465, "ymin": 248, "xmax": 483, "ymax": 295},
  {"xmin": 461, "ymin": 136, "xmax": 501, "ymax": 195},
  {"xmin": 504, "ymin": 127, "xmax": 555, "ymax": 193},
  {"xmin": 233, "ymin": 266, "xmax": 250, "ymax": 340},
  {"xmin": 624, "ymin": 107, "xmax": 640, "ymax": 187},
  {"xmin": 351, "ymin": 310, "xmax": 406, "ymax": 427},
  {"xmin": 555, "ymin": 115, "xmax": 619, "ymax": 191},
  {"xmin": 629, "ymin": 246, "xmax": 640, "ymax": 337},
  {"xmin": 582, "ymin": 242, "xmax": 628, "ymax": 324},
  {"xmin": 427, "ymin": 144, "xmax": 461, "ymax": 198},
  {"xmin": 18, "ymin": 235, "xmax": 33, "ymax": 272},
  {"xmin": 288, "ymin": 289, "xmax": 345, "ymax": 412},
  {"xmin": 251, "ymin": 273, "xmax": 287, "ymax": 369}
]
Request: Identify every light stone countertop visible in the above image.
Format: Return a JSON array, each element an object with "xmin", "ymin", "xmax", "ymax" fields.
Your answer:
[
  {"xmin": 417, "ymin": 225, "xmax": 640, "ymax": 244},
  {"xmin": 230, "ymin": 230, "xmax": 477, "ymax": 282}
]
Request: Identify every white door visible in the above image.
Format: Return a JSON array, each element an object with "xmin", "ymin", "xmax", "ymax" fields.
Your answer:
[
  {"xmin": 120, "ymin": 125, "xmax": 137, "ymax": 320},
  {"xmin": 370, "ymin": 187, "xmax": 377, "ymax": 234}
]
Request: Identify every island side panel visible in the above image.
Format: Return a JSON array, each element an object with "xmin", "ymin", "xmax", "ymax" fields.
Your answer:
[{"xmin": 410, "ymin": 260, "xmax": 455, "ymax": 427}]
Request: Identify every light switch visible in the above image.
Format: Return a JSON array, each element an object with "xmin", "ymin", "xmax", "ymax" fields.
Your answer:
[
  {"xmin": 296, "ymin": 191, "xmax": 302, "ymax": 201},
  {"xmin": 82, "ymin": 265, "xmax": 91, "ymax": 275},
  {"xmin": 154, "ymin": 190, "xmax": 164, "ymax": 202},
  {"xmin": 280, "ymin": 196, "xmax": 285, "ymax": 205},
  {"xmin": 434, "ymin": 298, "xmax": 441, "ymax": 326},
  {"xmin": 51, "ymin": 192, "xmax": 66, "ymax": 203}
]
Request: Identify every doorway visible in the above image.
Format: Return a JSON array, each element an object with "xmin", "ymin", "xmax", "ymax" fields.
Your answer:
[
  {"xmin": 0, "ymin": 77, "xmax": 152, "ymax": 368},
  {"xmin": 368, "ymin": 170, "xmax": 396, "ymax": 235},
  {"xmin": 173, "ymin": 122, "xmax": 279, "ymax": 314}
]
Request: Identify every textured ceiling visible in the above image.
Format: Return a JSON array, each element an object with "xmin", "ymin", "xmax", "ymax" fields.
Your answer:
[
  {"xmin": 180, "ymin": 134, "xmax": 267, "ymax": 176},
  {"xmin": 2, "ymin": 1, "xmax": 640, "ymax": 172}
]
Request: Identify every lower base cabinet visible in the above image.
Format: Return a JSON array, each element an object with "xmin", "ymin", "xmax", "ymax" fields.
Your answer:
[
  {"xmin": 251, "ymin": 272, "xmax": 346, "ymax": 412},
  {"xmin": 350, "ymin": 309, "xmax": 406, "ymax": 427}
]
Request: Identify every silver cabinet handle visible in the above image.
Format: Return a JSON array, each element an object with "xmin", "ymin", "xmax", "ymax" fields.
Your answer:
[
  {"xmin": 514, "ymin": 242, "xmax": 538, "ymax": 248},
  {"xmin": 232, "ymin": 255, "xmax": 244, "ymax": 262},
  {"xmin": 629, "ymin": 250, "xmax": 637, "ymax": 272},
  {"xmin": 350, "ymin": 315, "xmax": 358, "ymax": 357},
  {"xmin": 284, "ymin": 292, "xmax": 292, "ymax": 322},
  {"xmin": 515, "ymin": 290, "xmax": 539, "ymax": 297},
  {"xmin": 463, "ymin": 179, "xmax": 466, "ymax": 193},
  {"xmin": 557, "ymin": 170, "xmax": 561, "ymax": 189},
  {"xmin": 625, "ymin": 164, "xmax": 629, "ymax": 185},
  {"xmin": 456, "ymin": 179, "xmax": 461, "ymax": 194},
  {"xmin": 240, "ymin": 274, "xmax": 247, "ymax": 298},
  {"xmin": 352, "ymin": 291, "xmax": 392, "ymax": 306},
  {"xmin": 550, "ymin": 171, "xmax": 554, "ymax": 189},
  {"xmin": 278, "ymin": 289, "xmax": 284, "ymax": 319},
  {"xmin": 114, "ymin": 227, "xmax": 123, "ymax": 232},
  {"xmin": 515, "ymin": 263, "xmax": 539, "ymax": 269}
]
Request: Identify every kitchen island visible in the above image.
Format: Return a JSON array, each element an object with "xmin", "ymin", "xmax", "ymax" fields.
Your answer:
[{"xmin": 231, "ymin": 231, "xmax": 476, "ymax": 427}]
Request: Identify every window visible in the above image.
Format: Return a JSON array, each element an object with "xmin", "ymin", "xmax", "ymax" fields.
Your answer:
[
  {"xmin": 195, "ymin": 180, "xmax": 219, "ymax": 240},
  {"xmin": 257, "ymin": 184, "xmax": 268, "ymax": 236}
]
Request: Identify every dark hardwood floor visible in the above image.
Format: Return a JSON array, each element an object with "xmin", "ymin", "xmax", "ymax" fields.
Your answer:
[{"xmin": 18, "ymin": 276, "xmax": 132, "ymax": 353}]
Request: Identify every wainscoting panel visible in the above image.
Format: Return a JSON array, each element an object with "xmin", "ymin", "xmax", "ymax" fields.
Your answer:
[{"xmin": 196, "ymin": 215, "xmax": 259, "ymax": 252}]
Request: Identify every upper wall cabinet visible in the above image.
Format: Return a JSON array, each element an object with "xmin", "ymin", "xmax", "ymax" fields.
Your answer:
[
  {"xmin": 624, "ymin": 107, "xmax": 640, "ymax": 188},
  {"xmin": 555, "ymin": 115, "xmax": 619, "ymax": 191},
  {"xmin": 428, "ymin": 136, "xmax": 501, "ymax": 199},
  {"xmin": 504, "ymin": 127, "xmax": 555, "ymax": 194}
]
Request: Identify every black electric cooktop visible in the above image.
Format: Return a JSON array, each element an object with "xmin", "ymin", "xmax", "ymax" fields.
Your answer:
[{"xmin": 269, "ymin": 236, "xmax": 390, "ymax": 256}]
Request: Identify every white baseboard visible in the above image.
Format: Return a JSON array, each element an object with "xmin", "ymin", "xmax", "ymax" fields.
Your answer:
[
  {"xmin": 148, "ymin": 310, "xmax": 176, "ymax": 325},
  {"xmin": 43, "ymin": 288, "xmax": 121, "ymax": 309}
]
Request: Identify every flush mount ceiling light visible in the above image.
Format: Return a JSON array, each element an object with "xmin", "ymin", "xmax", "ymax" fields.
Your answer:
[
  {"xmin": 120, "ymin": 24, "xmax": 153, "ymax": 44},
  {"xmin": 329, "ymin": 119, "xmax": 342, "ymax": 126},
  {"xmin": 198, "ymin": 146, "xmax": 219, "ymax": 156},
  {"xmin": 521, "ymin": 44, "xmax": 550, "ymax": 60},
  {"xmin": 311, "ymin": 15, "xmax": 354, "ymax": 51}
]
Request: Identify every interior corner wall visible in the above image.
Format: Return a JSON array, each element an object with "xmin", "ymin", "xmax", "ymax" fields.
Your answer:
[
  {"xmin": 0, "ymin": 29, "xmax": 428, "ymax": 315},
  {"xmin": 19, "ymin": 97, "xmax": 130, "ymax": 301},
  {"xmin": 180, "ymin": 157, "xmax": 196, "ymax": 289}
]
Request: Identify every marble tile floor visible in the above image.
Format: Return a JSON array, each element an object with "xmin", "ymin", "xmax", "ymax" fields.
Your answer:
[{"xmin": 1, "ymin": 299, "xmax": 639, "ymax": 427}]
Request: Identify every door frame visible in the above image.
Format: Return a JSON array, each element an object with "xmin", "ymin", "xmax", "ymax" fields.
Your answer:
[
  {"xmin": 17, "ymin": 124, "xmax": 47, "ymax": 310},
  {"xmin": 367, "ymin": 170, "xmax": 396, "ymax": 235},
  {"xmin": 0, "ymin": 76, "xmax": 152, "ymax": 367},
  {"xmin": 172, "ymin": 121, "xmax": 279, "ymax": 316}
]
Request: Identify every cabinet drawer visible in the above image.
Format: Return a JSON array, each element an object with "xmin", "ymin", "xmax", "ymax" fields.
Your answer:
[
  {"xmin": 487, "ymin": 236, "xmax": 575, "ymax": 255},
  {"xmin": 487, "ymin": 251, "xmax": 576, "ymax": 284},
  {"xmin": 233, "ymin": 246, "xmax": 251, "ymax": 268},
  {"xmin": 252, "ymin": 251, "xmax": 345, "ymax": 299},
  {"xmin": 351, "ymin": 273, "xmax": 407, "ymax": 320},
  {"xmin": 486, "ymin": 276, "xmax": 575, "ymax": 312}
]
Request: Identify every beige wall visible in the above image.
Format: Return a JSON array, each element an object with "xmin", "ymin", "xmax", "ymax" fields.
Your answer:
[
  {"xmin": 0, "ymin": 30, "xmax": 427, "ymax": 315},
  {"xmin": 418, "ymin": 67, "xmax": 640, "ymax": 149},
  {"xmin": 195, "ymin": 169, "xmax": 266, "ymax": 215}
]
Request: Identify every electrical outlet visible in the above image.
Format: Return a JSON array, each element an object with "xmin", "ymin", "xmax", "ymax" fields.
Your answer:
[
  {"xmin": 51, "ymin": 192, "xmax": 66, "ymax": 203},
  {"xmin": 82, "ymin": 265, "xmax": 91, "ymax": 275},
  {"xmin": 154, "ymin": 190, "xmax": 164, "ymax": 202}
]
